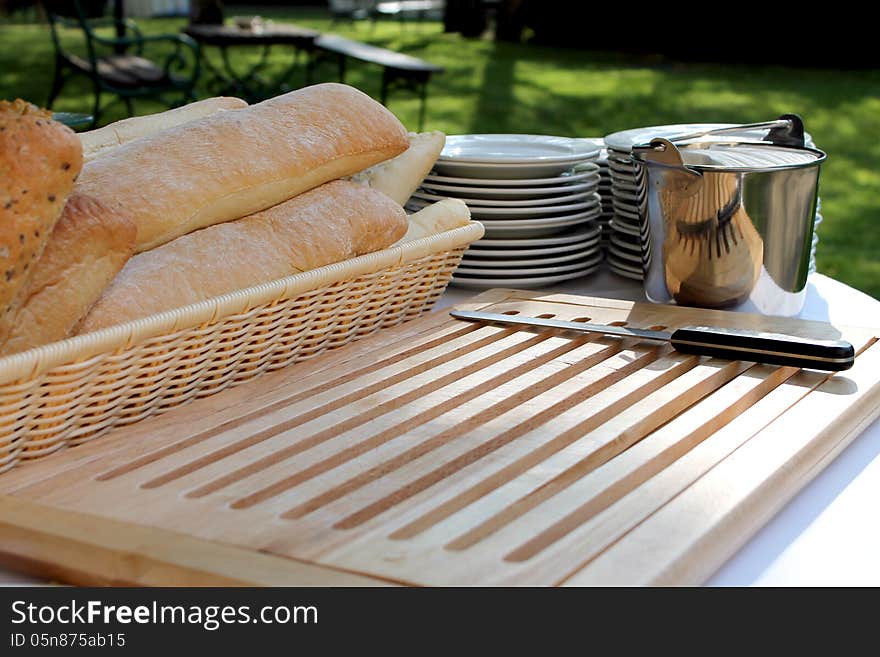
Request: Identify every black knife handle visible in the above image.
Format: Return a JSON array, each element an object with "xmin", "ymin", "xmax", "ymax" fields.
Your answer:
[{"xmin": 669, "ymin": 326, "xmax": 855, "ymax": 371}]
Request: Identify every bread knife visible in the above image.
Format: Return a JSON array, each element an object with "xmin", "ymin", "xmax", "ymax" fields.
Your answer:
[{"xmin": 449, "ymin": 310, "xmax": 855, "ymax": 371}]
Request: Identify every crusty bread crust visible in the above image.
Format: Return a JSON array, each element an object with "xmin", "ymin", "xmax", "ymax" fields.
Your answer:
[
  {"xmin": 402, "ymin": 198, "xmax": 471, "ymax": 242},
  {"xmin": 0, "ymin": 100, "xmax": 82, "ymax": 314},
  {"xmin": 74, "ymin": 83, "xmax": 410, "ymax": 253},
  {"xmin": 78, "ymin": 180, "xmax": 407, "ymax": 334},
  {"xmin": 79, "ymin": 96, "xmax": 249, "ymax": 162},
  {"xmin": 0, "ymin": 194, "xmax": 136, "ymax": 355},
  {"xmin": 351, "ymin": 130, "xmax": 446, "ymax": 205}
]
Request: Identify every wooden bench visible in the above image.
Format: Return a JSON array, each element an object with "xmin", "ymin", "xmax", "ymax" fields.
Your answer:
[{"xmin": 308, "ymin": 34, "xmax": 444, "ymax": 130}]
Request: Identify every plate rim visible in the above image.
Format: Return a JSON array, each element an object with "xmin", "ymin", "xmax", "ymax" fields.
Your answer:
[
  {"xmin": 431, "ymin": 159, "xmax": 596, "ymax": 179},
  {"xmin": 464, "ymin": 237, "xmax": 602, "ymax": 260},
  {"xmin": 451, "ymin": 260, "xmax": 604, "ymax": 288},
  {"xmin": 412, "ymin": 189, "xmax": 601, "ymax": 209},
  {"xmin": 476, "ymin": 206, "xmax": 603, "ymax": 227},
  {"xmin": 419, "ymin": 178, "xmax": 600, "ymax": 198},
  {"xmin": 440, "ymin": 133, "xmax": 602, "ymax": 164},
  {"xmin": 467, "ymin": 237, "xmax": 601, "ymax": 257},
  {"xmin": 472, "ymin": 225, "xmax": 602, "ymax": 247},
  {"xmin": 465, "ymin": 197, "xmax": 602, "ymax": 218},
  {"xmin": 423, "ymin": 167, "xmax": 599, "ymax": 187},
  {"xmin": 458, "ymin": 249, "xmax": 603, "ymax": 272}
]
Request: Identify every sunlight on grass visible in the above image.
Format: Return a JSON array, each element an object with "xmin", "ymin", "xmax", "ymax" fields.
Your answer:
[{"xmin": 1, "ymin": 7, "xmax": 877, "ymax": 297}]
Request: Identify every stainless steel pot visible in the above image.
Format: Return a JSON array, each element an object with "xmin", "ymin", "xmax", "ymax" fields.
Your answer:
[{"xmin": 632, "ymin": 120, "xmax": 826, "ymax": 316}]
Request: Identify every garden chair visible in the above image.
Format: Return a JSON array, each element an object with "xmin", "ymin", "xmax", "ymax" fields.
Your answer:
[{"xmin": 43, "ymin": 0, "xmax": 200, "ymax": 127}]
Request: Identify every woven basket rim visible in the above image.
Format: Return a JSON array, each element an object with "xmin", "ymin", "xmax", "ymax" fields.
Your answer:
[{"xmin": 0, "ymin": 222, "xmax": 484, "ymax": 386}]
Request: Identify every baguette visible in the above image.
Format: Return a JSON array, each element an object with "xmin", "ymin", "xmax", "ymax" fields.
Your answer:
[
  {"xmin": 351, "ymin": 130, "xmax": 445, "ymax": 205},
  {"xmin": 402, "ymin": 198, "xmax": 472, "ymax": 242},
  {"xmin": 0, "ymin": 100, "xmax": 82, "ymax": 314},
  {"xmin": 74, "ymin": 83, "xmax": 410, "ymax": 252},
  {"xmin": 0, "ymin": 194, "xmax": 136, "ymax": 356},
  {"xmin": 78, "ymin": 180, "xmax": 407, "ymax": 333},
  {"xmin": 79, "ymin": 97, "xmax": 248, "ymax": 162}
]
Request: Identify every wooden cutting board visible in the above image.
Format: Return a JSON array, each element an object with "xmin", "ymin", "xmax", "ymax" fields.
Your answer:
[{"xmin": 1, "ymin": 288, "xmax": 878, "ymax": 586}]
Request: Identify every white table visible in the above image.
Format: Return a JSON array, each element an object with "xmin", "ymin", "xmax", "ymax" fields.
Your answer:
[
  {"xmin": 122, "ymin": 0, "xmax": 189, "ymax": 18},
  {"xmin": 2, "ymin": 273, "xmax": 878, "ymax": 586}
]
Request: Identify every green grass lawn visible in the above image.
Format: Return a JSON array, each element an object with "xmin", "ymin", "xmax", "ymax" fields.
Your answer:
[{"xmin": 2, "ymin": 6, "xmax": 878, "ymax": 297}]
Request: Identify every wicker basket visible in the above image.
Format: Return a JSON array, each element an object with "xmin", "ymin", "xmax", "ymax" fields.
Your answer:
[{"xmin": 0, "ymin": 222, "xmax": 484, "ymax": 474}]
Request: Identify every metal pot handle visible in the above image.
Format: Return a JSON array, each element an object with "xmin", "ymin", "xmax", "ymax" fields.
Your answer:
[
  {"xmin": 637, "ymin": 114, "xmax": 807, "ymax": 149},
  {"xmin": 632, "ymin": 137, "xmax": 698, "ymax": 171},
  {"xmin": 631, "ymin": 138, "xmax": 705, "ymax": 195}
]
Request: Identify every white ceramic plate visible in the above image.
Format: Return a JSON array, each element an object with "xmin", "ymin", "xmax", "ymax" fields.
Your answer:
[
  {"xmin": 458, "ymin": 250, "xmax": 602, "ymax": 274},
  {"xmin": 608, "ymin": 160, "xmax": 638, "ymax": 175},
  {"xmin": 608, "ymin": 244, "xmax": 644, "ymax": 265},
  {"xmin": 609, "ymin": 240, "xmax": 642, "ymax": 256},
  {"xmin": 431, "ymin": 159, "xmax": 595, "ymax": 180},
  {"xmin": 610, "ymin": 178, "xmax": 639, "ymax": 191},
  {"xmin": 466, "ymin": 233, "xmax": 601, "ymax": 258},
  {"xmin": 464, "ymin": 197, "xmax": 601, "ymax": 219},
  {"xmin": 610, "ymin": 178, "xmax": 641, "ymax": 191},
  {"xmin": 477, "ymin": 205, "xmax": 602, "ymax": 226},
  {"xmin": 611, "ymin": 204, "xmax": 644, "ymax": 222},
  {"xmin": 440, "ymin": 134, "xmax": 601, "ymax": 164},
  {"xmin": 611, "ymin": 177, "xmax": 643, "ymax": 192},
  {"xmin": 411, "ymin": 188, "xmax": 599, "ymax": 208},
  {"xmin": 451, "ymin": 260, "xmax": 603, "ymax": 290},
  {"xmin": 611, "ymin": 205, "xmax": 646, "ymax": 220},
  {"xmin": 464, "ymin": 241, "xmax": 602, "ymax": 263},
  {"xmin": 407, "ymin": 197, "xmax": 605, "ymax": 219},
  {"xmin": 423, "ymin": 166, "xmax": 599, "ymax": 188},
  {"xmin": 472, "ymin": 225, "xmax": 601, "ymax": 247},
  {"xmin": 608, "ymin": 261, "xmax": 644, "ymax": 280},
  {"xmin": 611, "ymin": 191, "xmax": 647, "ymax": 206},
  {"xmin": 465, "ymin": 235, "xmax": 600, "ymax": 258},
  {"xmin": 608, "ymin": 250, "xmax": 644, "ymax": 271},
  {"xmin": 419, "ymin": 178, "xmax": 600, "ymax": 200},
  {"xmin": 612, "ymin": 191, "xmax": 643, "ymax": 206},
  {"xmin": 608, "ymin": 218, "xmax": 644, "ymax": 238},
  {"xmin": 479, "ymin": 210, "xmax": 602, "ymax": 238},
  {"xmin": 609, "ymin": 229, "xmax": 642, "ymax": 248}
]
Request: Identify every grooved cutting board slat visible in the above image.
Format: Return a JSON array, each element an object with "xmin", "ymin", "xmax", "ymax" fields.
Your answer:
[{"xmin": 0, "ymin": 288, "xmax": 877, "ymax": 586}]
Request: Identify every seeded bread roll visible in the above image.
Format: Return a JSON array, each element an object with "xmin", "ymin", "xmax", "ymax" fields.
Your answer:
[
  {"xmin": 74, "ymin": 83, "xmax": 410, "ymax": 252},
  {"xmin": 0, "ymin": 194, "xmax": 136, "ymax": 356},
  {"xmin": 79, "ymin": 96, "xmax": 248, "ymax": 162},
  {"xmin": 78, "ymin": 180, "xmax": 407, "ymax": 333},
  {"xmin": 0, "ymin": 99, "xmax": 82, "ymax": 314}
]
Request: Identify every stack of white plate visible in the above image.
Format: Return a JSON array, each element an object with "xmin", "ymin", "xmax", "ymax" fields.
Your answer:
[
  {"xmin": 603, "ymin": 123, "xmax": 823, "ymax": 280},
  {"xmin": 405, "ymin": 134, "xmax": 604, "ymax": 289},
  {"xmin": 589, "ymin": 138, "xmax": 615, "ymax": 249}
]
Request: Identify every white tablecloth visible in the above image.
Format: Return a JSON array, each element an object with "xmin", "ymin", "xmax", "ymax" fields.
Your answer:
[{"xmin": 2, "ymin": 273, "xmax": 878, "ymax": 586}]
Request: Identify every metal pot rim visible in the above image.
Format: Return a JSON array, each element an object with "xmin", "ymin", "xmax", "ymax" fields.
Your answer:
[{"xmin": 633, "ymin": 141, "xmax": 827, "ymax": 173}]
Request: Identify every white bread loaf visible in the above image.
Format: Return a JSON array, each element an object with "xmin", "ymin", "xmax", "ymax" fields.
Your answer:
[
  {"xmin": 74, "ymin": 83, "xmax": 410, "ymax": 253},
  {"xmin": 78, "ymin": 180, "xmax": 407, "ymax": 334},
  {"xmin": 0, "ymin": 194, "xmax": 136, "ymax": 355},
  {"xmin": 351, "ymin": 130, "xmax": 445, "ymax": 205},
  {"xmin": 402, "ymin": 198, "xmax": 472, "ymax": 242},
  {"xmin": 79, "ymin": 97, "xmax": 248, "ymax": 162}
]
